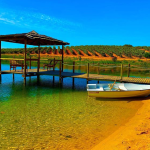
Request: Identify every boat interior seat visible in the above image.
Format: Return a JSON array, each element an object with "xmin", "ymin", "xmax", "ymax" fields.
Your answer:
[
  {"xmin": 87, "ymin": 84, "xmax": 96, "ymax": 89},
  {"xmin": 96, "ymin": 84, "xmax": 104, "ymax": 91},
  {"xmin": 87, "ymin": 84, "xmax": 104, "ymax": 91},
  {"xmin": 118, "ymin": 84, "xmax": 127, "ymax": 91},
  {"xmin": 99, "ymin": 87, "xmax": 104, "ymax": 91}
]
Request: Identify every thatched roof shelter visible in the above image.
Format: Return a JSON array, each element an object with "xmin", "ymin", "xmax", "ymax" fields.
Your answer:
[
  {"xmin": 0, "ymin": 30, "xmax": 69, "ymax": 46},
  {"xmin": 0, "ymin": 31, "xmax": 70, "ymax": 84}
]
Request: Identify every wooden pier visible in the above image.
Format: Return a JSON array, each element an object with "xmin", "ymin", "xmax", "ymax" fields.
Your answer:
[
  {"xmin": 0, "ymin": 31, "xmax": 150, "ymax": 86},
  {"xmin": 1, "ymin": 66, "xmax": 150, "ymax": 84}
]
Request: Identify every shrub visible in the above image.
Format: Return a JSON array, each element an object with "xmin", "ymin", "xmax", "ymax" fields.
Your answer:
[
  {"xmin": 144, "ymin": 52, "xmax": 150, "ymax": 58},
  {"xmin": 112, "ymin": 56, "xmax": 117, "ymax": 62},
  {"xmin": 123, "ymin": 44, "xmax": 133, "ymax": 47}
]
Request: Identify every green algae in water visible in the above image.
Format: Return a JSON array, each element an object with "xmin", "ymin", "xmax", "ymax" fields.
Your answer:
[
  {"xmin": 0, "ymin": 64, "xmax": 143, "ymax": 150},
  {"xmin": 0, "ymin": 85, "xmax": 142, "ymax": 150}
]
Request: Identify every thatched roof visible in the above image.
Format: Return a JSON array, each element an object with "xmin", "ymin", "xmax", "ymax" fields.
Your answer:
[{"xmin": 0, "ymin": 30, "xmax": 69, "ymax": 46}]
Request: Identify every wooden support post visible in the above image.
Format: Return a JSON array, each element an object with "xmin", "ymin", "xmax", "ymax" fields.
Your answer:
[
  {"xmin": 37, "ymin": 45, "xmax": 40, "ymax": 73},
  {"xmin": 53, "ymin": 58, "xmax": 55, "ymax": 71},
  {"xmin": 120, "ymin": 64, "xmax": 123, "ymax": 80},
  {"xmin": 87, "ymin": 63, "xmax": 89, "ymax": 78},
  {"xmin": 0, "ymin": 41, "xmax": 1, "ymax": 82},
  {"xmin": 29, "ymin": 56, "xmax": 31, "ymax": 69},
  {"xmin": 87, "ymin": 80, "xmax": 89, "ymax": 84},
  {"xmin": 72, "ymin": 61, "xmax": 75, "ymax": 87},
  {"xmin": 98, "ymin": 80, "xmax": 99, "ymax": 83},
  {"xmin": 127, "ymin": 64, "xmax": 130, "ymax": 77},
  {"xmin": 24, "ymin": 40, "xmax": 27, "ymax": 85},
  {"xmin": 62, "ymin": 45, "xmax": 64, "ymax": 72},
  {"xmin": 59, "ymin": 62, "xmax": 62, "ymax": 83}
]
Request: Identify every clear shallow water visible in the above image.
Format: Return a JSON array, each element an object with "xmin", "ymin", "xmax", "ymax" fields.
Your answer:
[{"xmin": 0, "ymin": 64, "xmax": 143, "ymax": 150}]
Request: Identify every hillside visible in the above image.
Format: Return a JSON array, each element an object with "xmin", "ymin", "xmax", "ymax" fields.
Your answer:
[{"xmin": 1, "ymin": 45, "xmax": 150, "ymax": 60}]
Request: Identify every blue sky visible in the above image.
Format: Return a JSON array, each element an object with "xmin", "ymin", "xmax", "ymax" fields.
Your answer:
[{"xmin": 0, "ymin": 0, "xmax": 150, "ymax": 48}]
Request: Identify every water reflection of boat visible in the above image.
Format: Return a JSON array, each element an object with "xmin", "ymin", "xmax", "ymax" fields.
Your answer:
[{"xmin": 87, "ymin": 83, "xmax": 150, "ymax": 98}]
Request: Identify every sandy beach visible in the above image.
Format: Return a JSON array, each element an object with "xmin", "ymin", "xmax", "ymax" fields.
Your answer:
[{"xmin": 91, "ymin": 98, "xmax": 150, "ymax": 150}]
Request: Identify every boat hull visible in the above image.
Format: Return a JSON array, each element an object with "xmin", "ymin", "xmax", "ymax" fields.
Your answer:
[{"xmin": 88, "ymin": 89, "xmax": 150, "ymax": 98}]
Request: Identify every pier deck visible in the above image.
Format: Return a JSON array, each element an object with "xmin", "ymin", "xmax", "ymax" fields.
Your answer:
[
  {"xmin": 72, "ymin": 74, "xmax": 150, "ymax": 84},
  {"xmin": 1, "ymin": 69, "xmax": 150, "ymax": 84}
]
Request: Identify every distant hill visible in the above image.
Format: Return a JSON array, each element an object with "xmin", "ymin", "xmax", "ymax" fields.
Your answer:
[{"xmin": 1, "ymin": 45, "xmax": 150, "ymax": 59}]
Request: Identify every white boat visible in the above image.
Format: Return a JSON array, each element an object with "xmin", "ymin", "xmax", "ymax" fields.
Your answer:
[{"xmin": 87, "ymin": 83, "xmax": 150, "ymax": 98}]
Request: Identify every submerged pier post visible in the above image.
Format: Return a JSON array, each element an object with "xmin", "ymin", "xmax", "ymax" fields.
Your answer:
[
  {"xmin": 120, "ymin": 64, "xmax": 123, "ymax": 80},
  {"xmin": 127, "ymin": 64, "xmax": 130, "ymax": 77}
]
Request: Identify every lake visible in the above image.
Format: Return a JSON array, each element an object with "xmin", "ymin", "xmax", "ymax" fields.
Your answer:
[{"xmin": 0, "ymin": 63, "xmax": 143, "ymax": 150}]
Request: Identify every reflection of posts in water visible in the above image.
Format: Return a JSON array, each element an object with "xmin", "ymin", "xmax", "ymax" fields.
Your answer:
[
  {"xmin": 13, "ymin": 73, "xmax": 14, "ymax": 81},
  {"xmin": 87, "ymin": 79, "xmax": 89, "ymax": 84},
  {"xmin": 53, "ymin": 76, "xmax": 55, "ymax": 86},
  {"xmin": 127, "ymin": 64, "xmax": 130, "ymax": 77}
]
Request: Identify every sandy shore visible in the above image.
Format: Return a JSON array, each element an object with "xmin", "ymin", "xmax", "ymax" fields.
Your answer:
[{"xmin": 91, "ymin": 99, "xmax": 150, "ymax": 150}]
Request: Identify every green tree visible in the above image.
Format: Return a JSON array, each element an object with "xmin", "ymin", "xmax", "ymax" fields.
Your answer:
[{"xmin": 144, "ymin": 52, "xmax": 150, "ymax": 58}]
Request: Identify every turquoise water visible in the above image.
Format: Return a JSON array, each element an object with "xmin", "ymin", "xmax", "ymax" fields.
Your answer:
[{"xmin": 0, "ymin": 64, "xmax": 143, "ymax": 150}]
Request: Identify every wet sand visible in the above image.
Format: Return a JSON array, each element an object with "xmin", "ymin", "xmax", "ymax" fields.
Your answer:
[{"xmin": 92, "ymin": 99, "xmax": 150, "ymax": 150}]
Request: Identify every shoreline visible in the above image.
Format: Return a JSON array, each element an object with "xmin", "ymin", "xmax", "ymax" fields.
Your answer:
[{"xmin": 91, "ymin": 98, "xmax": 150, "ymax": 150}]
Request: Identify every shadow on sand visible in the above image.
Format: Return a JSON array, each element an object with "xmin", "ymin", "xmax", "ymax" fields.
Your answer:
[{"xmin": 95, "ymin": 95, "xmax": 150, "ymax": 102}]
